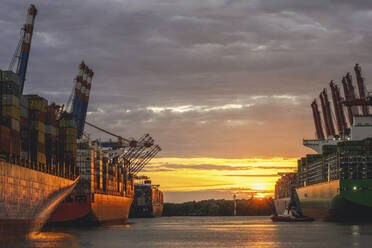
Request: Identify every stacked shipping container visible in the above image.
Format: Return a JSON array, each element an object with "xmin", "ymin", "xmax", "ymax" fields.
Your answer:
[
  {"xmin": 74, "ymin": 139, "xmax": 134, "ymax": 198},
  {"xmin": 58, "ymin": 113, "xmax": 78, "ymax": 178},
  {"xmin": 0, "ymin": 70, "xmax": 78, "ymax": 179},
  {"xmin": 274, "ymin": 173, "xmax": 296, "ymax": 199},
  {"xmin": 296, "ymin": 138, "xmax": 372, "ymax": 188},
  {"xmin": 0, "ymin": 70, "xmax": 21, "ymax": 163},
  {"xmin": 25, "ymin": 95, "xmax": 47, "ymax": 169}
]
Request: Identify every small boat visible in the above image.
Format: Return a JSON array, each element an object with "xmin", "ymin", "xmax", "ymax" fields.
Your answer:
[
  {"xmin": 271, "ymin": 214, "xmax": 314, "ymax": 222},
  {"xmin": 271, "ymin": 183, "xmax": 314, "ymax": 222},
  {"xmin": 271, "ymin": 207, "xmax": 314, "ymax": 222}
]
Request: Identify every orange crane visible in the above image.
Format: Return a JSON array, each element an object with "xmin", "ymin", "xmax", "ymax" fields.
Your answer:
[
  {"xmin": 354, "ymin": 64, "xmax": 369, "ymax": 115},
  {"xmin": 311, "ymin": 99, "xmax": 325, "ymax": 139},
  {"xmin": 330, "ymin": 81, "xmax": 347, "ymax": 135}
]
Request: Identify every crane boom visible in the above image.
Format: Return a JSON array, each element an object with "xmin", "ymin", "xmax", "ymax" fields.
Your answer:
[
  {"xmin": 9, "ymin": 5, "xmax": 37, "ymax": 93},
  {"xmin": 311, "ymin": 100, "xmax": 325, "ymax": 139},
  {"xmin": 322, "ymin": 89, "xmax": 336, "ymax": 136},
  {"xmin": 330, "ymin": 81, "xmax": 347, "ymax": 135},
  {"xmin": 319, "ymin": 91, "xmax": 331, "ymax": 137},
  {"xmin": 342, "ymin": 76, "xmax": 354, "ymax": 125},
  {"xmin": 345, "ymin": 73, "xmax": 360, "ymax": 116},
  {"xmin": 70, "ymin": 62, "xmax": 94, "ymax": 139},
  {"xmin": 131, "ymin": 145, "xmax": 161, "ymax": 173},
  {"xmin": 354, "ymin": 64, "xmax": 369, "ymax": 115},
  {"xmin": 84, "ymin": 120, "xmax": 130, "ymax": 142},
  {"xmin": 133, "ymin": 148, "xmax": 161, "ymax": 173}
]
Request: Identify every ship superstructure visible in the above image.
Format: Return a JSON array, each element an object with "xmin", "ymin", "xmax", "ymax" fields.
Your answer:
[{"xmin": 275, "ymin": 64, "xmax": 372, "ymax": 220}]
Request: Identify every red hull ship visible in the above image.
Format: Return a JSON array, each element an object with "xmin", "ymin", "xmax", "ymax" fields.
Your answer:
[
  {"xmin": 48, "ymin": 139, "xmax": 135, "ymax": 226},
  {"xmin": 48, "ymin": 193, "xmax": 133, "ymax": 225}
]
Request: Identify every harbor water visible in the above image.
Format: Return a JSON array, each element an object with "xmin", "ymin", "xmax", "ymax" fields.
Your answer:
[{"xmin": 7, "ymin": 216, "xmax": 372, "ymax": 248}]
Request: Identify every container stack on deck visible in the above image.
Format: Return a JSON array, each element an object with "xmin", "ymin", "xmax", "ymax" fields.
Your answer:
[
  {"xmin": 45, "ymin": 104, "xmax": 58, "ymax": 172},
  {"xmin": 26, "ymin": 95, "xmax": 47, "ymax": 170},
  {"xmin": 130, "ymin": 178, "xmax": 164, "ymax": 218},
  {"xmin": 58, "ymin": 113, "xmax": 78, "ymax": 178},
  {"xmin": 94, "ymin": 147, "xmax": 103, "ymax": 190},
  {"xmin": 73, "ymin": 139, "xmax": 134, "ymax": 197},
  {"xmin": 75, "ymin": 139, "xmax": 95, "ymax": 193},
  {"xmin": 0, "ymin": 70, "xmax": 77, "ymax": 179},
  {"xmin": 274, "ymin": 173, "xmax": 296, "ymax": 199},
  {"xmin": 0, "ymin": 70, "xmax": 21, "ymax": 163},
  {"xmin": 337, "ymin": 139, "xmax": 372, "ymax": 180},
  {"xmin": 296, "ymin": 139, "xmax": 372, "ymax": 188}
]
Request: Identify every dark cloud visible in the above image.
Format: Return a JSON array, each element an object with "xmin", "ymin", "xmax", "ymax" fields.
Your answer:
[{"xmin": 1, "ymin": 0, "xmax": 372, "ymax": 159}]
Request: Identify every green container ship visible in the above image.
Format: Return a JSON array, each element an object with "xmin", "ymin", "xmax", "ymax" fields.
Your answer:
[
  {"xmin": 275, "ymin": 64, "xmax": 372, "ymax": 221},
  {"xmin": 296, "ymin": 138, "xmax": 372, "ymax": 220}
]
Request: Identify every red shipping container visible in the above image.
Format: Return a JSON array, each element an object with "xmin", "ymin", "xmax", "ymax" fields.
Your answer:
[
  {"xmin": 20, "ymin": 118, "xmax": 29, "ymax": 128},
  {"xmin": 0, "ymin": 126, "xmax": 10, "ymax": 153}
]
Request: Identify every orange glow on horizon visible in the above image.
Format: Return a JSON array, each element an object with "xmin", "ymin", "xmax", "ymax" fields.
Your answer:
[
  {"xmin": 139, "ymin": 157, "xmax": 297, "ymax": 199},
  {"xmin": 254, "ymin": 193, "xmax": 265, "ymax": 198}
]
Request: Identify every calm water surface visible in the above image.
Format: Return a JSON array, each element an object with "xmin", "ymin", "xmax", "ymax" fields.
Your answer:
[{"xmin": 8, "ymin": 216, "xmax": 372, "ymax": 248}]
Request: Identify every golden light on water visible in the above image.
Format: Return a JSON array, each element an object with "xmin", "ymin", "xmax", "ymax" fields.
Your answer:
[
  {"xmin": 28, "ymin": 232, "xmax": 78, "ymax": 248},
  {"xmin": 141, "ymin": 157, "xmax": 297, "ymax": 199}
]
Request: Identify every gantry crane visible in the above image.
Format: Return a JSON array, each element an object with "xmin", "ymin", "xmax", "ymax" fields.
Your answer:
[
  {"xmin": 65, "ymin": 62, "xmax": 94, "ymax": 139},
  {"xmin": 9, "ymin": 4, "xmax": 37, "ymax": 93},
  {"xmin": 311, "ymin": 99, "xmax": 325, "ymax": 140},
  {"xmin": 310, "ymin": 64, "xmax": 372, "ymax": 140},
  {"xmin": 130, "ymin": 145, "xmax": 161, "ymax": 174},
  {"xmin": 83, "ymin": 120, "xmax": 160, "ymax": 172}
]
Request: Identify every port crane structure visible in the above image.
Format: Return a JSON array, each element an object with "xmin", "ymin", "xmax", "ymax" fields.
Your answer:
[
  {"xmin": 7, "ymin": 4, "xmax": 161, "ymax": 173},
  {"xmin": 65, "ymin": 63, "xmax": 160, "ymax": 173},
  {"xmin": 9, "ymin": 4, "xmax": 37, "ymax": 94},
  {"xmin": 305, "ymin": 64, "xmax": 372, "ymax": 153}
]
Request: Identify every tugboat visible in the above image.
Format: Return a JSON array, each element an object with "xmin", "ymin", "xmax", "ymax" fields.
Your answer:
[{"xmin": 271, "ymin": 184, "xmax": 314, "ymax": 222}]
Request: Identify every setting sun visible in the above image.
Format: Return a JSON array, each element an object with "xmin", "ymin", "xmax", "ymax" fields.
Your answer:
[{"xmin": 140, "ymin": 157, "xmax": 297, "ymax": 202}]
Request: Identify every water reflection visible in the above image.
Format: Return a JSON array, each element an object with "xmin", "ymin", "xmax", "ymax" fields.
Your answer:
[
  {"xmin": 3, "ymin": 217, "xmax": 372, "ymax": 248},
  {"xmin": 351, "ymin": 225, "xmax": 360, "ymax": 248},
  {"xmin": 19, "ymin": 232, "xmax": 78, "ymax": 248}
]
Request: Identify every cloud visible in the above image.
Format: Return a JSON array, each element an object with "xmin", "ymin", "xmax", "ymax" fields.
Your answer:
[
  {"xmin": 144, "ymin": 163, "xmax": 296, "ymax": 172},
  {"xmin": 225, "ymin": 174, "xmax": 279, "ymax": 177},
  {"xmin": 2, "ymin": 0, "xmax": 372, "ymax": 161}
]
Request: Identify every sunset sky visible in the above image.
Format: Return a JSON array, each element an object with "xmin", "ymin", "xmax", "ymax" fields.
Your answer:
[{"xmin": 2, "ymin": 0, "xmax": 372, "ymax": 202}]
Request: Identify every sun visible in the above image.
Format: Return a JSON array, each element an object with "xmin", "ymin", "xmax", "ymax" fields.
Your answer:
[{"xmin": 255, "ymin": 193, "xmax": 265, "ymax": 198}]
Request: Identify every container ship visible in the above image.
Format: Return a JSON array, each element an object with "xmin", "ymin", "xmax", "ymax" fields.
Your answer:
[
  {"xmin": 130, "ymin": 177, "xmax": 164, "ymax": 218},
  {"xmin": 47, "ymin": 139, "xmax": 134, "ymax": 225},
  {"xmin": 48, "ymin": 137, "xmax": 161, "ymax": 225},
  {"xmin": 47, "ymin": 60, "xmax": 161, "ymax": 226},
  {"xmin": 0, "ymin": 5, "xmax": 79, "ymax": 239},
  {"xmin": 273, "ymin": 173, "xmax": 296, "ymax": 216},
  {"xmin": 274, "ymin": 64, "xmax": 372, "ymax": 221}
]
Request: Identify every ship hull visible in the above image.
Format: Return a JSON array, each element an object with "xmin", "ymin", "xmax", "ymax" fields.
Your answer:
[
  {"xmin": 296, "ymin": 179, "xmax": 372, "ymax": 221},
  {"xmin": 130, "ymin": 203, "xmax": 164, "ymax": 218},
  {"xmin": 48, "ymin": 193, "xmax": 133, "ymax": 226},
  {"xmin": 0, "ymin": 161, "xmax": 77, "ymax": 240},
  {"xmin": 152, "ymin": 204, "xmax": 163, "ymax": 217}
]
